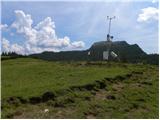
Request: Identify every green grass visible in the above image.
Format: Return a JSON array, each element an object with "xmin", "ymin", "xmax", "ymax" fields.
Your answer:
[
  {"xmin": 2, "ymin": 58, "xmax": 132, "ymax": 99},
  {"xmin": 1, "ymin": 58, "xmax": 159, "ymax": 118}
]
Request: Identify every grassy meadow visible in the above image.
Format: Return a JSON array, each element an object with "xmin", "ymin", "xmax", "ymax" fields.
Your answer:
[{"xmin": 1, "ymin": 57, "xmax": 159, "ymax": 118}]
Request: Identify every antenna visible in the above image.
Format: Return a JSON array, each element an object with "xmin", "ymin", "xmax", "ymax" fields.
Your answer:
[{"xmin": 107, "ymin": 16, "xmax": 115, "ymax": 42}]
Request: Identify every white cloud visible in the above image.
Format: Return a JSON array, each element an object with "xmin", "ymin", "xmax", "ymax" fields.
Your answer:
[
  {"xmin": 11, "ymin": 10, "xmax": 38, "ymax": 45},
  {"xmin": 11, "ymin": 10, "xmax": 33, "ymax": 33},
  {"xmin": 35, "ymin": 17, "xmax": 55, "ymax": 31},
  {"xmin": 0, "ymin": 24, "xmax": 8, "ymax": 30},
  {"xmin": 137, "ymin": 7, "xmax": 159, "ymax": 22},
  {"xmin": 3, "ymin": 10, "xmax": 85, "ymax": 54},
  {"xmin": 2, "ymin": 38, "xmax": 25, "ymax": 54},
  {"xmin": 2, "ymin": 38, "xmax": 10, "ymax": 52},
  {"xmin": 10, "ymin": 43, "xmax": 25, "ymax": 54},
  {"xmin": 71, "ymin": 41, "xmax": 85, "ymax": 49}
]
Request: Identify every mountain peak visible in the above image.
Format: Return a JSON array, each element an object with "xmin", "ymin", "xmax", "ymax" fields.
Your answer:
[{"xmin": 92, "ymin": 40, "xmax": 129, "ymax": 47}]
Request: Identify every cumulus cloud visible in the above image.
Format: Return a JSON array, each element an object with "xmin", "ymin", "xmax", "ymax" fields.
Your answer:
[
  {"xmin": 10, "ymin": 43, "xmax": 25, "ymax": 54},
  {"xmin": 2, "ymin": 38, "xmax": 10, "ymax": 52},
  {"xmin": 137, "ymin": 7, "xmax": 159, "ymax": 22},
  {"xmin": 2, "ymin": 38, "xmax": 25, "ymax": 54},
  {"xmin": 11, "ymin": 10, "xmax": 33, "ymax": 33},
  {"xmin": 71, "ymin": 41, "xmax": 85, "ymax": 49},
  {"xmin": 11, "ymin": 10, "xmax": 38, "ymax": 46},
  {"xmin": 3, "ymin": 10, "xmax": 85, "ymax": 54}
]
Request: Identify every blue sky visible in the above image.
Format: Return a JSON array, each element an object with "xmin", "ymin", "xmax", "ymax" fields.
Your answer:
[{"xmin": 1, "ymin": 0, "xmax": 159, "ymax": 54}]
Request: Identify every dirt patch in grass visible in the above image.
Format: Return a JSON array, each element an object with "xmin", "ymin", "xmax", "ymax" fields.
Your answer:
[
  {"xmin": 94, "ymin": 90, "xmax": 109, "ymax": 100},
  {"xmin": 112, "ymin": 83, "xmax": 125, "ymax": 91},
  {"xmin": 86, "ymin": 113, "xmax": 96, "ymax": 119}
]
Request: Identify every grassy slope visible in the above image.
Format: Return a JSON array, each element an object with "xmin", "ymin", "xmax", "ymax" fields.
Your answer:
[
  {"xmin": 2, "ymin": 58, "xmax": 132, "ymax": 99},
  {"xmin": 1, "ymin": 58, "xmax": 159, "ymax": 118}
]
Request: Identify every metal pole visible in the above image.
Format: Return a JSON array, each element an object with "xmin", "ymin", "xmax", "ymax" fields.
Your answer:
[
  {"xmin": 106, "ymin": 16, "xmax": 115, "ymax": 60},
  {"xmin": 107, "ymin": 16, "xmax": 115, "ymax": 36},
  {"xmin": 108, "ymin": 18, "xmax": 111, "ymax": 35}
]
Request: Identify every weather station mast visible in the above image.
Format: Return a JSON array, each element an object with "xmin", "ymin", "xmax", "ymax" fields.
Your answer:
[
  {"xmin": 107, "ymin": 16, "xmax": 115, "ymax": 42},
  {"xmin": 103, "ymin": 16, "xmax": 118, "ymax": 61}
]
